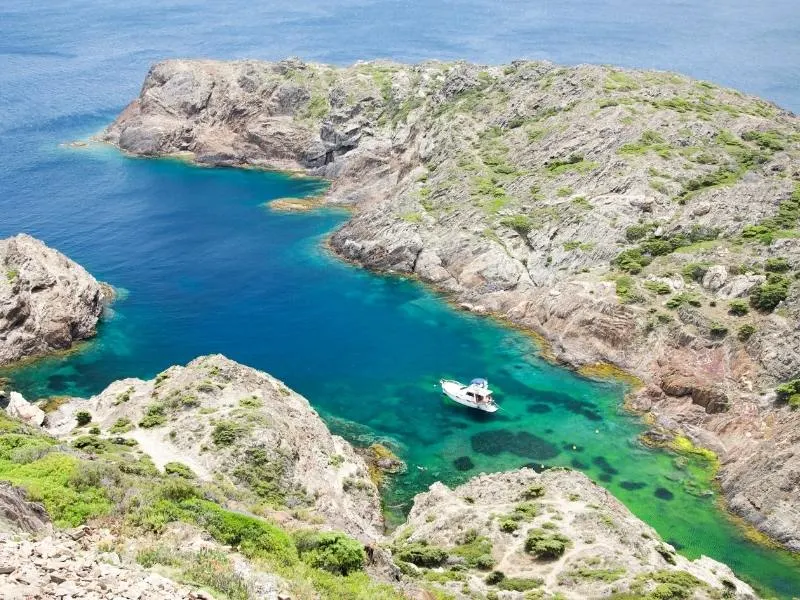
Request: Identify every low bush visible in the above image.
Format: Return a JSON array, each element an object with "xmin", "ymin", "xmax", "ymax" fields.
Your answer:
[
  {"xmin": 211, "ymin": 421, "xmax": 243, "ymax": 446},
  {"xmin": 750, "ymin": 273, "xmax": 790, "ymax": 311},
  {"xmin": 765, "ymin": 257, "xmax": 790, "ymax": 272},
  {"xmin": 164, "ymin": 461, "xmax": 196, "ymax": 479},
  {"xmin": 139, "ymin": 403, "xmax": 167, "ymax": 428},
  {"xmin": 737, "ymin": 324, "xmax": 756, "ymax": 342},
  {"xmin": 775, "ymin": 380, "xmax": 800, "ymax": 409},
  {"xmin": 498, "ymin": 577, "xmax": 543, "ymax": 591},
  {"xmin": 524, "ymin": 528, "xmax": 570, "ymax": 559},
  {"xmin": 294, "ymin": 531, "xmax": 365, "ymax": 575},
  {"xmin": 392, "ymin": 541, "xmax": 448, "ymax": 567},
  {"xmin": 521, "ymin": 483, "xmax": 545, "ymax": 499},
  {"xmin": 728, "ymin": 300, "xmax": 749, "ymax": 316},
  {"xmin": 75, "ymin": 411, "xmax": 92, "ymax": 426}
]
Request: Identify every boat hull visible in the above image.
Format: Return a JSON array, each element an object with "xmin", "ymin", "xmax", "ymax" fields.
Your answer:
[{"xmin": 440, "ymin": 380, "xmax": 498, "ymax": 413}]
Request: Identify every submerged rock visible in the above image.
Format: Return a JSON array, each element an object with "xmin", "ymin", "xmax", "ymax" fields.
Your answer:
[{"xmin": 0, "ymin": 234, "xmax": 112, "ymax": 366}]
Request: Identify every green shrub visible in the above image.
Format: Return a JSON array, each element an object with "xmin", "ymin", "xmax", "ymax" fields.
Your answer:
[
  {"xmin": 485, "ymin": 571, "xmax": 505, "ymax": 585},
  {"xmin": 625, "ymin": 223, "xmax": 654, "ymax": 242},
  {"xmin": 750, "ymin": 273, "xmax": 790, "ymax": 311},
  {"xmin": 499, "ymin": 215, "xmax": 533, "ymax": 236},
  {"xmin": 737, "ymin": 324, "xmax": 756, "ymax": 342},
  {"xmin": 728, "ymin": 300, "xmax": 749, "ymax": 316},
  {"xmin": 709, "ymin": 322, "xmax": 728, "ymax": 337},
  {"xmin": 452, "ymin": 529, "xmax": 495, "ymax": 569},
  {"xmin": 498, "ymin": 577, "xmax": 543, "ymax": 591},
  {"xmin": 139, "ymin": 403, "xmax": 167, "ymax": 428},
  {"xmin": 666, "ymin": 293, "xmax": 702, "ymax": 309},
  {"xmin": 75, "ymin": 411, "xmax": 92, "ymax": 426},
  {"xmin": 681, "ymin": 262, "xmax": 709, "ymax": 283},
  {"xmin": 765, "ymin": 257, "xmax": 790, "ymax": 272},
  {"xmin": 511, "ymin": 501, "xmax": 539, "ymax": 521},
  {"xmin": 499, "ymin": 518, "xmax": 518, "ymax": 533},
  {"xmin": 392, "ymin": 541, "xmax": 448, "ymax": 567},
  {"xmin": 644, "ymin": 281, "xmax": 671, "ymax": 295},
  {"xmin": 164, "ymin": 462, "xmax": 196, "ymax": 479},
  {"xmin": 524, "ymin": 528, "xmax": 570, "ymax": 559},
  {"xmin": 522, "ymin": 483, "xmax": 545, "ymax": 499},
  {"xmin": 294, "ymin": 531, "xmax": 366, "ymax": 575},
  {"xmin": 775, "ymin": 380, "xmax": 800, "ymax": 409},
  {"xmin": 211, "ymin": 421, "xmax": 242, "ymax": 446},
  {"xmin": 88, "ymin": 426, "xmax": 101, "ymax": 435},
  {"xmin": 231, "ymin": 445, "xmax": 289, "ymax": 505},
  {"xmin": 71, "ymin": 435, "xmax": 107, "ymax": 454},
  {"xmin": 110, "ymin": 417, "xmax": 133, "ymax": 434}
]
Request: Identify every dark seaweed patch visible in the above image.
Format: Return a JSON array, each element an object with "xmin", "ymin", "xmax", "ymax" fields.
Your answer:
[
  {"xmin": 471, "ymin": 429, "xmax": 560, "ymax": 460},
  {"xmin": 570, "ymin": 458, "xmax": 588, "ymax": 469},
  {"xmin": 620, "ymin": 481, "xmax": 647, "ymax": 491},
  {"xmin": 598, "ymin": 472, "xmax": 613, "ymax": 483},
  {"xmin": 654, "ymin": 487, "xmax": 674, "ymax": 501},
  {"xmin": 47, "ymin": 374, "xmax": 69, "ymax": 391},
  {"xmin": 666, "ymin": 538, "xmax": 684, "ymax": 551},
  {"xmin": 562, "ymin": 442, "xmax": 584, "ymax": 452},
  {"xmin": 526, "ymin": 403, "xmax": 552, "ymax": 414},
  {"xmin": 453, "ymin": 456, "xmax": 475, "ymax": 471},
  {"xmin": 592, "ymin": 456, "xmax": 619, "ymax": 475},
  {"xmin": 537, "ymin": 390, "xmax": 602, "ymax": 421}
]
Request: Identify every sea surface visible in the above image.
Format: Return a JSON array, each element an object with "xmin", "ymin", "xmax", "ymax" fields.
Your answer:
[{"xmin": 1, "ymin": 1, "xmax": 799, "ymax": 596}]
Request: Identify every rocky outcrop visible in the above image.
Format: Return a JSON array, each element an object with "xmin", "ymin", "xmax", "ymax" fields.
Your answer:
[
  {"xmin": 0, "ymin": 527, "xmax": 207, "ymax": 600},
  {"xmin": 43, "ymin": 354, "xmax": 384, "ymax": 542},
  {"xmin": 0, "ymin": 482, "xmax": 49, "ymax": 534},
  {"xmin": 3, "ymin": 391, "xmax": 45, "ymax": 427},
  {"xmin": 105, "ymin": 58, "xmax": 800, "ymax": 547},
  {"xmin": 0, "ymin": 234, "xmax": 112, "ymax": 366},
  {"xmin": 395, "ymin": 468, "xmax": 756, "ymax": 599}
]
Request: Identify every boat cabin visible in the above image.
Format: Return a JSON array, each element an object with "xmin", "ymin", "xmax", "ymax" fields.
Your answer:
[{"xmin": 465, "ymin": 378, "xmax": 494, "ymax": 405}]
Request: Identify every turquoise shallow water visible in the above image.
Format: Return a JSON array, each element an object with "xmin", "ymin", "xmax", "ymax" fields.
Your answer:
[
  {"xmin": 2, "ymin": 149, "xmax": 799, "ymax": 598},
  {"xmin": 1, "ymin": 0, "xmax": 799, "ymax": 596}
]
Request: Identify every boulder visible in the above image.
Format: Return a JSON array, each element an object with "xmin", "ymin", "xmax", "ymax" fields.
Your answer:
[{"xmin": 5, "ymin": 392, "xmax": 44, "ymax": 427}]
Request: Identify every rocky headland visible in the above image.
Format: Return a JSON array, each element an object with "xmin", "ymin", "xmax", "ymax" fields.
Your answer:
[
  {"xmin": 0, "ymin": 234, "xmax": 112, "ymax": 367},
  {"xmin": 103, "ymin": 57, "xmax": 800, "ymax": 549},
  {"xmin": 1, "ymin": 358, "xmax": 758, "ymax": 599}
]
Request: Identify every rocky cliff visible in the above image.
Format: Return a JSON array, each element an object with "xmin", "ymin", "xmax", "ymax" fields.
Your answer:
[
  {"xmin": 1, "ymin": 360, "xmax": 758, "ymax": 599},
  {"xmin": 103, "ymin": 58, "xmax": 800, "ymax": 548},
  {"xmin": 0, "ymin": 234, "xmax": 112, "ymax": 367}
]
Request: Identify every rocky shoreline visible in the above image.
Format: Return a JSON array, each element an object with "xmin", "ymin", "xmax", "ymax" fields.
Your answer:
[
  {"xmin": 1, "ymin": 357, "xmax": 759, "ymax": 599},
  {"xmin": 101, "ymin": 57, "xmax": 800, "ymax": 550}
]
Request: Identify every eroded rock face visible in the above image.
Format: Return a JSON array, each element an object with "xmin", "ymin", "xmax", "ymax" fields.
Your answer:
[
  {"xmin": 4, "ymin": 391, "xmax": 45, "ymax": 427},
  {"xmin": 44, "ymin": 354, "xmax": 384, "ymax": 542},
  {"xmin": 105, "ymin": 58, "xmax": 800, "ymax": 548},
  {"xmin": 395, "ymin": 469, "xmax": 757, "ymax": 600},
  {"xmin": 0, "ymin": 482, "xmax": 49, "ymax": 534},
  {"xmin": 0, "ymin": 234, "xmax": 111, "ymax": 367}
]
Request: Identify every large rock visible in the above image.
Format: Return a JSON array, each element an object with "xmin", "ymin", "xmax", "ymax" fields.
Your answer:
[
  {"xmin": 4, "ymin": 392, "xmax": 44, "ymax": 427},
  {"xmin": 394, "ymin": 469, "xmax": 756, "ymax": 599},
  {"xmin": 0, "ymin": 234, "xmax": 111, "ymax": 366},
  {"xmin": 44, "ymin": 355, "xmax": 384, "ymax": 542}
]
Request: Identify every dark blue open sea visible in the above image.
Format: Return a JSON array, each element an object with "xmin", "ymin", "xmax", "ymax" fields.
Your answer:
[{"xmin": 1, "ymin": 1, "xmax": 798, "ymax": 596}]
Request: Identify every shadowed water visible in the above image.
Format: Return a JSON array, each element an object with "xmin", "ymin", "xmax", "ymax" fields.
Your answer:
[{"xmin": 2, "ymin": 0, "xmax": 799, "ymax": 596}]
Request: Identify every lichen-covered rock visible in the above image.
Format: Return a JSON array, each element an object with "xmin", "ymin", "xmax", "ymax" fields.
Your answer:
[
  {"xmin": 0, "ymin": 234, "xmax": 111, "ymax": 366},
  {"xmin": 394, "ymin": 468, "xmax": 757, "ymax": 600},
  {"xmin": 44, "ymin": 355, "xmax": 383, "ymax": 541}
]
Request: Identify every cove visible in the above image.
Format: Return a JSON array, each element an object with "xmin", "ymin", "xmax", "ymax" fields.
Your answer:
[{"xmin": 2, "ymin": 148, "xmax": 799, "ymax": 598}]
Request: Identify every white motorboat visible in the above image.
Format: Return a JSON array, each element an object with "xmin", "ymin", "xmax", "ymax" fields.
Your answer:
[{"xmin": 440, "ymin": 378, "xmax": 499, "ymax": 413}]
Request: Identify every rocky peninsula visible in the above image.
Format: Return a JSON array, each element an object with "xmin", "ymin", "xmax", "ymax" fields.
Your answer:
[
  {"xmin": 1, "ymin": 357, "xmax": 757, "ymax": 599},
  {"xmin": 0, "ymin": 234, "xmax": 112, "ymax": 367},
  {"xmin": 104, "ymin": 57, "xmax": 800, "ymax": 549}
]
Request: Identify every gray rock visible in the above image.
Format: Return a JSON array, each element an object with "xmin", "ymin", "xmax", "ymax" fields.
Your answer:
[{"xmin": 5, "ymin": 392, "xmax": 44, "ymax": 427}]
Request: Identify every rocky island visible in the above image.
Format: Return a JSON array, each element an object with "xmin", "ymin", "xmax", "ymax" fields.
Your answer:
[
  {"xmin": 103, "ymin": 57, "xmax": 800, "ymax": 551},
  {"xmin": 0, "ymin": 234, "xmax": 112, "ymax": 367},
  {"xmin": 1, "ymin": 356, "xmax": 757, "ymax": 599}
]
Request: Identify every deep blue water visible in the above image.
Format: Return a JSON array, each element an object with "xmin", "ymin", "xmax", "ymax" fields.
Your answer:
[{"xmin": 1, "ymin": 1, "xmax": 799, "ymax": 597}]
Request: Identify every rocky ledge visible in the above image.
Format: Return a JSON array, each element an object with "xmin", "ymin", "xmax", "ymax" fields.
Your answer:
[
  {"xmin": 43, "ymin": 354, "xmax": 385, "ymax": 542},
  {"xmin": 104, "ymin": 57, "xmax": 800, "ymax": 548},
  {"xmin": 1, "ymin": 359, "xmax": 758, "ymax": 599},
  {"xmin": 0, "ymin": 234, "xmax": 112, "ymax": 367}
]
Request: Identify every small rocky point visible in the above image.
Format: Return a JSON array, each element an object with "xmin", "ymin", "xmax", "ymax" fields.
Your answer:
[
  {"xmin": 0, "ymin": 233, "xmax": 112, "ymax": 367},
  {"xmin": 105, "ymin": 57, "xmax": 800, "ymax": 548}
]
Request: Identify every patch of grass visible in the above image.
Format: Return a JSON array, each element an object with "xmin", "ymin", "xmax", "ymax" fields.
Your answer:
[
  {"xmin": 665, "ymin": 293, "xmax": 702, "ymax": 309},
  {"xmin": 545, "ymin": 154, "xmax": 599, "ymax": 176},
  {"xmin": 556, "ymin": 186, "xmax": 573, "ymax": 197},
  {"xmin": 109, "ymin": 417, "xmax": 133, "ymax": 434},
  {"xmin": 604, "ymin": 71, "xmax": 640, "ymax": 92},
  {"xmin": 5, "ymin": 269, "xmax": 19, "ymax": 282},
  {"xmin": 400, "ymin": 212, "xmax": 422, "ymax": 223},
  {"xmin": 451, "ymin": 529, "xmax": 495, "ymax": 570},
  {"xmin": 499, "ymin": 215, "xmax": 533, "ymax": 236},
  {"xmin": 571, "ymin": 566, "xmax": 626, "ymax": 582},
  {"xmin": 164, "ymin": 461, "xmax": 196, "ymax": 479},
  {"xmin": 618, "ymin": 131, "xmax": 671, "ymax": 159},
  {"xmin": 643, "ymin": 280, "xmax": 671, "ymax": 295}
]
